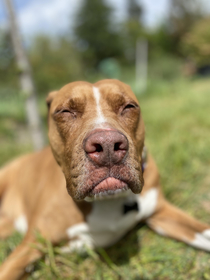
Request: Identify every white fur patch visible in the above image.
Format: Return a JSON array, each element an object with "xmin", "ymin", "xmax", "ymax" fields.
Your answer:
[
  {"xmin": 14, "ymin": 215, "xmax": 28, "ymax": 234},
  {"xmin": 66, "ymin": 222, "xmax": 93, "ymax": 252},
  {"xmin": 87, "ymin": 194, "xmax": 138, "ymax": 247},
  {"xmin": 85, "ymin": 189, "xmax": 158, "ymax": 247},
  {"xmin": 61, "ymin": 240, "xmax": 89, "ymax": 253},
  {"xmin": 93, "ymin": 87, "xmax": 106, "ymax": 124},
  {"xmin": 154, "ymin": 226, "xmax": 166, "ymax": 236},
  {"xmin": 136, "ymin": 188, "xmax": 158, "ymax": 220},
  {"xmin": 66, "ymin": 222, "xmax": 89, "ymax": 238},
  {"xmin": 188, "ymin": 233, "xmax": 210, "ymax": 251},
  {"xmin": 203, "ymin": 229, "xmax": 210, "ymax": 239},
  {"xmin": 66, "ymin": 189, "xmax": 159, "ymax": 249}
]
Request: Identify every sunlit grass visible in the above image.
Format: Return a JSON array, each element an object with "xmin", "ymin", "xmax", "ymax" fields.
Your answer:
[{"xmin": 0, "ymin": 77, "xmax": 210, "ymax": 279}]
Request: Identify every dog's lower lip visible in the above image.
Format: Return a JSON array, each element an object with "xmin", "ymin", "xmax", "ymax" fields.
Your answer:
[{"xmin": 92, "ymin": 177, "xmax": 128, "ymax": 195}]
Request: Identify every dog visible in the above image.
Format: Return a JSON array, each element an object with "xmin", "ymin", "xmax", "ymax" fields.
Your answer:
[{"xmin": 0, "ymin": 79, "xmax": 210, "ymax": 280}]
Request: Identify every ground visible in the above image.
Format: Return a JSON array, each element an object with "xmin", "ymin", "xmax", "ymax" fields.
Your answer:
[{"xmin": 0, "ymin": 77, "xmax": 210, "ymax": 279}]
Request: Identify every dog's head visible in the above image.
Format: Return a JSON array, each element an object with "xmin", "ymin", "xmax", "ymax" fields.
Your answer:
[{"xmin": 47, "ymin": 80, "xmax": 145, "ymax": 201}]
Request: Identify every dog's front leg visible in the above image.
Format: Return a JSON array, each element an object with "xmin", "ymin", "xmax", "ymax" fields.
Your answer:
[
  {"xmin": 0, "ymin": 234, "xmax": 42, "ymax": 280},
  {"xmin": 147, "ymin": 200, "xmax": 210, "ymax": 251}
]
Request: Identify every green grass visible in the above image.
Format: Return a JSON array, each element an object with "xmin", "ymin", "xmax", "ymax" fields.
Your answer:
[
  {"xmin": 0, "ymin": 91, "xmax": 48, "ymax": 165},
  {"xmin": 0, "ymin": 77, "xmax": 210, "ymax": 279}
]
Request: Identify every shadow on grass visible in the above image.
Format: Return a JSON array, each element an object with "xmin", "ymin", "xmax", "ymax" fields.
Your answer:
[{"xmin": 105, "ymin": 223, "xmax": 145, "ymax": 266}]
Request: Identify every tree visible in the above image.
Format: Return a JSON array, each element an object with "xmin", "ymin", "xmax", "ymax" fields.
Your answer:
[
  {"xmin": 4, "ymin": 0, "xmax": 44, "ymax": 151},
  {"xmin": 127, "ymin": 0, "xmax": 143, "ymax": 20},
  {"xmin": 181, "ymin": 17, "xmax": 210, "ymax": 68},
  {"xmin": 169, "ymin": 0, "xmax": 204, "ymax": 53},
  {"xmin": 29, "ymin": 36, "xmax": 83, "ymax": 94},
  {"xmin": 74, "ymin": 0, "xmax": 122, "ymax": 67},
  {"xmin": 0, "ymin": 29, "xmax": 17, "ymax": 87},
  {"xmin": 123, "ymin": 0, "xmax": 144, "ymax": 62}
]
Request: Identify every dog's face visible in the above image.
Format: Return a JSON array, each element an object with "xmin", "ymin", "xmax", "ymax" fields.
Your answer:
[{"xmin": 47, "ymin": 80, "xmax": 145, "ymax": 201}]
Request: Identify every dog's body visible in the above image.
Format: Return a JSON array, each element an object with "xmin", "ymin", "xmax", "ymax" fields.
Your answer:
[{"xmin": 0, "ymin": 80, "xmax": 210, "ymax": 280}]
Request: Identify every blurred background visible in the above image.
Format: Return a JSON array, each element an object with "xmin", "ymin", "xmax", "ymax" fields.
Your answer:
[{"xmin": 1, "ymin": 0, "xmax": 210, "ymax": 279}]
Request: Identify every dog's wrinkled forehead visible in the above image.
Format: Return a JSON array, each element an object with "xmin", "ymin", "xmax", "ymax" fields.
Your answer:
[
  {"xmin": 95, "ymin": 80, "xmax": 138, "ymax": 102},
  {"xmin": 50, "ymin": 82, "xmax": 92, "ymax": 111},
  {"xmin": 50, "ymin": 80, "xmax": 138, "ymax": 115}
]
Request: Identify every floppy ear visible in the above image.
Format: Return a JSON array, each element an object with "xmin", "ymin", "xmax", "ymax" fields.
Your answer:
[
  {"xmin": 46, "ymin": 90, "xmax": 58, "ymax": 110},
  {"xmin": 46, "ymin": 90, "xmax": 58, "ymax": 123}
]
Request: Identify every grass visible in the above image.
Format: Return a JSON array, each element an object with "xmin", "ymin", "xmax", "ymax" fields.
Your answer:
[{"xmin": 0, "ymin": 77, "xmax": 210, "ymax": 279}]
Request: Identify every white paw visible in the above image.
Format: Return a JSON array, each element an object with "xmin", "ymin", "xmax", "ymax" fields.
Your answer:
[
  {"xmin": 189, "ymin": 230, "xmax": 210, "ymax": 251},
  {"xmin": 202, "ymin": 229, "xmax": 210, "ymax": 240},
  {"xmin": 61, "ymin": 239, "xmax": 93, "ymax": 253}
]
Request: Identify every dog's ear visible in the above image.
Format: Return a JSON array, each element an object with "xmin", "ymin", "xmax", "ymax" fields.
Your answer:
[
  {"xmin": 46, "ymin": 91, "xmax": 58, "ymax": 124},
  {"xmin": 46, "ymin": 90, "xmax": 58, "ymax": 110}
]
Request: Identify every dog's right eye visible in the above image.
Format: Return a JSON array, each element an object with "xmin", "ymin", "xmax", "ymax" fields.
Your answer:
[
  {"xmin": 60, "ymin": 109, "xmax": 71, "ymax": 114},
  {"xmin": 123, "ymin": 104, "xmax": 136, "ymax": 110},
  {"xmin": 54, "ymin": 108, "xmax": 71, "ymax": 115},
  {"xmin": 53, "ymin": 109, "xmax": 77, "ymax": 120}
]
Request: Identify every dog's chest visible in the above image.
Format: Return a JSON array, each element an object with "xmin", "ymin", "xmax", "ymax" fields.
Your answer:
[
  {"xmin": 66, "ymin": 188, "xmax": 158, "ymax": 249},
  {"xmin": 87, "ymin": 195, "xmax": 139, "ymax": 247}
]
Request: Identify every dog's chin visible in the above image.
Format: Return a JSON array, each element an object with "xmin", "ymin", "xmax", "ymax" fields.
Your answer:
[{"xmin": 84, "ymin": 177, "xmax": 131, "ymax": 201}]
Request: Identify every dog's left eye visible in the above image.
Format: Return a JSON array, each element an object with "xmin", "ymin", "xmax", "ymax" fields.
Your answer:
[
  {"xmin": 124, "ymin": 104, "xmax": 136, "ymax": 110},
  {"xmin": 122, "ymin": 103, "xmax": 137, "ymax": 113}
]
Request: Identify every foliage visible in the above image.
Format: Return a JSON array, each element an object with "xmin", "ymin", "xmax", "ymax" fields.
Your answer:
[
  {"xmin": 29, "ymin": 36, "xmax": 83, "ymax": 95},
  {"xmin": 169, "ymin": 0, "xmax": 204, "ymax": 53},
  {"xmin": 181, "ymin": 17, "xmax": 210, "ymax": 67},
  {"xmin": 147, "ymin": 25, "xmax": 175, "ymax": 56},
  {"xmin": 127, "ymin": 0, "xmax": 143, "ymax": 20},
  {"xmin": 74, "ymin": 0, "xmax": 123, "ymax": 67},
  {"xmin": 122, "ymin": 0, "xmax": 144, "ymax": 62},
  {"xmin": 0, "ymin": 29, "xmax": 18, "ymax": 87},
  {"xmin": 148, "ymin": 54, "xmax": 183, "ymax": 81}
]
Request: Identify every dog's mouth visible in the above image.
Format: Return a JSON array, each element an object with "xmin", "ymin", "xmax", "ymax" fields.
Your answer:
[{"xmin": 85, "ymin": 177, "xmax": 130, "ymax": 201}]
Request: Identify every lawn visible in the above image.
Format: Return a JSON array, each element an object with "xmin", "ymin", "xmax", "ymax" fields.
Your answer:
[{"xmin": 0, "ymin": 77, "xmax": 210, "ymax": 279}]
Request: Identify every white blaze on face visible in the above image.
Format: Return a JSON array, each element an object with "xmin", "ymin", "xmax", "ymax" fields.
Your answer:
[{"xmin": 93, "ymin": 87, "xmax": 106, "ymax": 124}]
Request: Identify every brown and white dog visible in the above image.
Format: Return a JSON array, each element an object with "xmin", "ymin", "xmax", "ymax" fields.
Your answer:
[{"xmin": 0, "ymin": 80, "xmax": 210, "ymax": 280}]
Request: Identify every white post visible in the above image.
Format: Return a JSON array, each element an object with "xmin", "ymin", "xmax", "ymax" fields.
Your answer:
[{"xmin": 135, "ymin": 39, "xmax": 148, "ymax": 94}]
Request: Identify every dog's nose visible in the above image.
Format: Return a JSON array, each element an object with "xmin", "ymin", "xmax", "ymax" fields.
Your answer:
[{"xmin": 84, "ymin": 129, "xmax": 128, "ymax": 166}]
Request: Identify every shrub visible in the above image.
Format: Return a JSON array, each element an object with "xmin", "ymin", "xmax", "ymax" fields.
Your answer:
[{"xmin": 181, "ymin": 17, "xmax": 210, "ymax": 67}]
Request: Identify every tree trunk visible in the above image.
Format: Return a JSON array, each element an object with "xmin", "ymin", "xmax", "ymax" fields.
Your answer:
[
  {"xmin": 136, "ymin": 39, "xmax": 148, "ymax": 94},
  {"xmin": 4, "ymin": 0, "xmax": 45, "ymax": 151}
]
